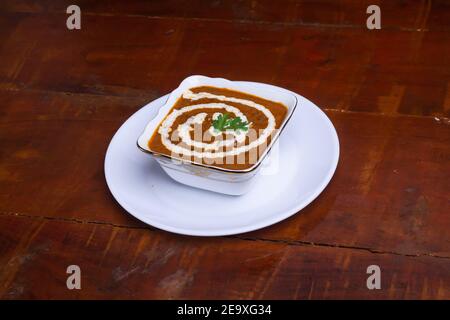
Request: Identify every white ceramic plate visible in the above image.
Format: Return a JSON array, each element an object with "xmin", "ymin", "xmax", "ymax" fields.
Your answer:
[{"xmin": 104, "ymin": 81, "xmax": 339, "ymax": 236}]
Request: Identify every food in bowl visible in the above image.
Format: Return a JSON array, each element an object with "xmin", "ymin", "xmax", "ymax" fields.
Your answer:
[
  {"xmin": 137, "ymin": 75, "xmax": 297, "ymax": 195},
  {"xmin": 147, "ymin": 86, "xmax": 288, "ymax": 171}
]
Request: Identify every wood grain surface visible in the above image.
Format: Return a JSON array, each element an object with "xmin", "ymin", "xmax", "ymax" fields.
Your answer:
[{"xmin": 0, "ymin": 0, "xmax": 449, "ymax": 299}]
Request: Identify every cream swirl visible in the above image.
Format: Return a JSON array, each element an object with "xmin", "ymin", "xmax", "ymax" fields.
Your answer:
[{"xmin": 158, "ymin": 89, "xmax": 276, "ymax": 158}]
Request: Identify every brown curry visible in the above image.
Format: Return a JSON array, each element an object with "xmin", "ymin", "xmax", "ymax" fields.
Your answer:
[{"xmin": 148, "ymin": 86, "xmax": 288, "ymax": 171}]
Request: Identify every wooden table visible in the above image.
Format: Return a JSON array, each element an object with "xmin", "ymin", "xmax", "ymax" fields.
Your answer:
[{"xmin": 0, "ymin": 0, "xmax": 449, "ymax": 299}]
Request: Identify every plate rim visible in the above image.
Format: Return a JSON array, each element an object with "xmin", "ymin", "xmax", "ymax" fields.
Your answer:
[{"xmin": 104, "ymin": 82, "xmax": 340, "ymax": 236}]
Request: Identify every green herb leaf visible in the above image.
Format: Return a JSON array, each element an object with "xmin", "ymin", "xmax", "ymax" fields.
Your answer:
[
  {"xmin": 212, "ymin": 113, "xmax": 249, "ymax": 132},
  {"xmin": 212, "ymin": 113, "xmax": 230, "ymax": 132}
]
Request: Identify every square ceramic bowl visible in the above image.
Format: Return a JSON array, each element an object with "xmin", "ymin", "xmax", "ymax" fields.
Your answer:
[{"xmin": 137, "ymin": 75, "xmax": 297, "ymax": 195}]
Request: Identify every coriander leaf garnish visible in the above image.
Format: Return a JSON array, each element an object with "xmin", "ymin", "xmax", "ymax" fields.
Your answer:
[
  {"xmin": 212, "ymin": 113, "xmax": 249, "ymax": 132},
  {"xmin": 212, "ymin": 113, "xmax": 230, "ymax": 132}
]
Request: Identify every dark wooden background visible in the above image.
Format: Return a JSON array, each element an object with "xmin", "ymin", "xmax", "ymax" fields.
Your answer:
[{"xmin": 0, "ymin": 0, "xmax": 449, "ymax": 299}]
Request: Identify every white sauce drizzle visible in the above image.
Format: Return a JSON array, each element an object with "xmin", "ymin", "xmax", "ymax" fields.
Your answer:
[{"xmin": 158, "ymin": 89, "xmax": 276, "ymax": 158}]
